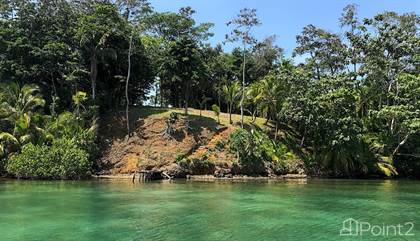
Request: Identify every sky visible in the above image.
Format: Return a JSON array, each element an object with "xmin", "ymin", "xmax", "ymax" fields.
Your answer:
[{"xmin": 149, "ymin": 0, "xmax": 419, "ymax": 58}]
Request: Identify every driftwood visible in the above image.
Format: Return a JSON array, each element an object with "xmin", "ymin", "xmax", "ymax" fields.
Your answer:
[{"xmin": 162, "ymin": 171, "xmax": 172, "ymax": 179}]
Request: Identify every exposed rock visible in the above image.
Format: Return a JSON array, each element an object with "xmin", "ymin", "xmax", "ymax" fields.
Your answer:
[
  {"xmin": 214, "ymin": 167, "xmax": 231, "ymax": 178},
  {"xmin": 160, "ymin": 163, "xmax": 188, "ymax": 178}
]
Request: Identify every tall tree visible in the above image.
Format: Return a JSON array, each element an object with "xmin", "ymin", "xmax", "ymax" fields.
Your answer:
[
  {"xmin": 226, "ymin": 8, "xmax": 261, "ymax": 127},
  {"xmin": 148, "ymin": 7, "xmax": 213, "ymax": 115},
  {"xmin": 122, "ymin": 0, "xmax": 153, "ymax": 138},
  {"xmin": 294, "ymin": 25, "xmax": 347, "ymax": 78},
  {"xmin": 76, "ymin": 3, "xmax": 125, "ymax": 101}
]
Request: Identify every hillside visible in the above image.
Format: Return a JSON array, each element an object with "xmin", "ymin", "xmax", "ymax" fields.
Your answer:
[{"xmin": 97, "ymin": 107, "xmax": 267, "ymax": 177}]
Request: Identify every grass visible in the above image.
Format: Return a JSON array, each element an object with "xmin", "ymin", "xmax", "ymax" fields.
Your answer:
[{"xmin": 143, "ymin": 106, "xmax": 267, "ymax": 128}]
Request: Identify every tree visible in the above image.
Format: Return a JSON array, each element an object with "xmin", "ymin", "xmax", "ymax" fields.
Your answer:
[
  {"xmin": 376, "ymin": 73, "xmax": 420, "ymax": 158},
  {"xmin": 114, "ymin": 0, "xmax": 152, "ymax": 20},
  {"xmin": 254, "ymin": 74, "xmax": 284, "ymax": 140},
  {"xmin": 226, "ymin": 8, "xmax": 261, "ymax": 127},
  {"xmin": 161, "ymin": 36, "xmax": 204, "ymax": 115},
  {"xmin": 0, "ymin": 83, "xmax": 46, "ymax": 155},
  {"xmin": 340, "ymin": 4, "xmax": 363, "ymax": 79},
  {"xmin": 361, "ymin": 12, "xmax": 418, "ymax": 133},
  {"xmin": 294, "ymin": 25, "xmax": 347, "ymax": 78},
  {"xmin": 249, "ymin": 35, "xmax": 284, "ymax": 81},
  {"xmin": 212, "ymin": 104, "xmax": 220, "ymax": 124},
  {"xmin": 147, "ymin": 7, "xmax": 213, "ymax": 115},
  {"xmin": 117, "ymin": 0, "xmax": 152, "ymax": 137},
  {"xmin": 198, "ymin": 96, "xmax": 211, "ymax": 116},
  {"xmin": 76, "ymin": 3, "xmax": 125, "ymax": 101},
  {"xmin": 222, "ymin": 81, "xmax": 241, "ymax": 124}
]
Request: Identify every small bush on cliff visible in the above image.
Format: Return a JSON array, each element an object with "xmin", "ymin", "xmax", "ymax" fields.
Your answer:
[
  {"xmin": 7, "ymin": 139, "xmax": 90, "ymax": 179},
  {"xmin": 176, "ymin": 156, "xmax": 215, "ymax": 175}
]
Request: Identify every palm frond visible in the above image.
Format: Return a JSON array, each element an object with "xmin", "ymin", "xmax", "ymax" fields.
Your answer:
[
  {"xmin": 19, "ymin": 134, "xmax": 33, "ymax": 145},
  {"xmin": 0, "ymin": 132, "xmax": 19, "ymax": 145}
]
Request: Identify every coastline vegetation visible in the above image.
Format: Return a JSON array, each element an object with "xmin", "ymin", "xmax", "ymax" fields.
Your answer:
[{"xmin": 0, "ymin": 1, "xmax": 418, "ymax": 179}]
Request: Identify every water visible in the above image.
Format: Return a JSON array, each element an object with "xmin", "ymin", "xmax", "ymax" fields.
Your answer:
[{"xmin": 0, "ymin": 179, "xmax": 419, "ymax": 241}]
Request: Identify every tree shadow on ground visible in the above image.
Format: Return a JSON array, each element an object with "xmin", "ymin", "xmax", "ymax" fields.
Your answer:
[
  {"xmin": 166, "ymin": 113, "xmax": 220, "ymax": 143},
  {"xmin": 99, "ymin": 106, "xmax": 169, "ymax": 140}
]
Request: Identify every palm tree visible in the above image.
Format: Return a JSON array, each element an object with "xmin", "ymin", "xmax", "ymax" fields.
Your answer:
[
  {"xmin": 212, "ymin": 104, "xmax": 221, "ymax": 124},
  {"xmin": 245, "ymin": 81, "xmax": 263, "ymax": 124},
  {"xmin": 222, "ymin": 81, "xmax": 241, "ymax": 124},
  {"xmin": 72, "ymin": 91, "xmax": 87, "ymax": 117},
  {"xmin": 253, "ymin": 75, "xmax": 284, "ymax": 140},
  {"xmin": 0, "ymin": 83, "xmax": 46, "ymax": 156}
]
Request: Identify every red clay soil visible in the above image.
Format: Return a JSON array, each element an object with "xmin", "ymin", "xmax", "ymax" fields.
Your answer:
[
  {"xmin": 188, "ymin": 126, "xmax": 237, "ymax": 166},
  {"xmin": 97, "ymin": 110, "xmax": 219, "ymax": 174}
]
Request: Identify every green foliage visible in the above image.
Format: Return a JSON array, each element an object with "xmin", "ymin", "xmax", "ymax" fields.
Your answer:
[
  {"xmin": 211, "ymin": 104, "xmax": 220, "ymax": 123},
  {"xmin": 222, "ymin": 81, "xmax": 241, "ymax": 124},
  {"xmin": 169, "ymin": 112, "xmax": 178, "ymax": 122},
  {"xmin": 0, "ymin": 83, "xmax": 47, "ymax": 156},
  {"xmin": 214, "ymin": 139, "xmax": 226, "ymax": 151},
  {"xmin": 175, "ymin": 153, "xmax": 187, "ymax": 162},
  {"xmin": 0, "ymin": 1, "xmax": 418, "ymax": 178},
  {"xmin": 189, "ymin": 156, "xmax": 215, "ymax": 175},
  {"xmin": 176, "ymin": 155, "xmax": 215, "ymax": 175},
  {"xmin": 229, "ymin": 128, "xmax": 294, "ymax": 175},
  {"xmin": 7, "ymin": 139, "xmax": 91, "ymax": 179},
  {"xmin": 211, "ymin": 104, "xmax": 220, "ymax": 116}
]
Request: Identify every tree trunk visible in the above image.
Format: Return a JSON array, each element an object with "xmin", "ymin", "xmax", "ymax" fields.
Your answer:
[
  {"xmin": 154, "ymin": 83, "xmax": 158, "ymax": 107},
  {"xmin": 310, "ymin": 52, "xmax": 321, "ymax": 80},
  {"xmin": 90, "ymin": 49, "xmax": 98, "ymax": 100},
  {"xmin": 50, "ymin": 73, "xmax": 57, "ymax": 95},
  {"xmin": 184, "ymin": 83, "xmax": 189, "ymax": 115},
  {"xmin": 265, "ymin": 114, "xmax": 269, "ymax": 125},
  {"xmin": 392, "ymin": 133, "xmax": 410, "ymax": 157},
  {"xmin": 125, "ymin": 34, "xmax": 133, "ymax": 138},
  {"xmin": 160, "ymin": 86, "xmax": 163, "ymax": 107},
  {"xmin": 301, "ymin": 115, "xmax": 311, "ymax": 147},
  {"xmin": 300, "ymin": 126, "xmax": 307, "ymax": 147},
  {"xmin": 229, "ymin": 104, "xmax": 232, "ymax": 124},
  {"xmin": 240, "ymin": 44, "xmax": 246, "ymax": 128},
  {"xmin": 274, "ymin": 120, "xmax": 279, "ymax": 141},
  {"xmin": 218, "ymin": 94, "xmax": 221, "ymax": 112}
]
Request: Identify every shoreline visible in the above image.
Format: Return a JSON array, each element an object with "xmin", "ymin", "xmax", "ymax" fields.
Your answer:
[
  {"xmin": 91, "ymin": 173, "xmax": 307, "ymax": 180},
  {"xmin": 2, "ymin": 174, "xmax": 419, "ymax": 182}
]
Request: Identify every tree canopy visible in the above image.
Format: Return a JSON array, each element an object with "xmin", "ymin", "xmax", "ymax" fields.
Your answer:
[{"xmin": 0, "ymin": 1, "xmax": 419, "ymax": 178}]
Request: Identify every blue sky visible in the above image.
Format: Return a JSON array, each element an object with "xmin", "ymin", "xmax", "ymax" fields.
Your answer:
[{"xmin": 149, "ymin": 0, "xmax": 419, "ymax": 58}]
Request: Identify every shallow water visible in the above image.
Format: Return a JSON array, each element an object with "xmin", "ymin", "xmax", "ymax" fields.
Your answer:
[{"xmin": 0, "ymin": 178, "xmax": 419, "ymax": 241}]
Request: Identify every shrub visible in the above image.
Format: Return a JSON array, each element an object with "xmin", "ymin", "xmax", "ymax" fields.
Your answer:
[
  {"xmin": 176, "ymin": 156, "xmax": 215, "ymax": 175},
  {"xmin": 211, "ymin": 104, "xmax": 220, "ymax": 124},
  {"xmin": 190, "ymin": 156, "xmax": 215, "ymax": 175},
  {"xmin": 7, "ymin": 139, "xmax": 91, "ymax": 179},
  {"xmin": 175, "ymin": 153, "xmax": 187, "ymax": 162},
  {"xmin": 229, "ymin": 128, "xmax": 267, "ymax": 174},
  {"xmin": 229, "ymin": 128, "xmax": 298, "ymax": 175},
  {"xmin": 176, "ymin": 158, "xmax": 191, "ymax": 170},
  {"xmin": 215, "ymin": 140, "xmax": 226, "ymax": 151}
]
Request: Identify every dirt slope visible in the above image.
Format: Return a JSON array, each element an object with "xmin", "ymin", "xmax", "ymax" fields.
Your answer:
[{"xmin": 97, "ymin": 108, "xmax": 220, "ymax": 175}]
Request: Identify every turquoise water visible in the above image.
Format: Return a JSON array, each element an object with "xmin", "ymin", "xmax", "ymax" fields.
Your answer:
[{"xmin": 0, "ymin": 179, "xmax": 419, "ymax": 241}]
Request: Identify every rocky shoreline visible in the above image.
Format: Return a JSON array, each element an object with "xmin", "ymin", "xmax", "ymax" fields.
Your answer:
[{"xmin": 92, "ymin": 173, "xmax": 308, "ymax": 181}]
